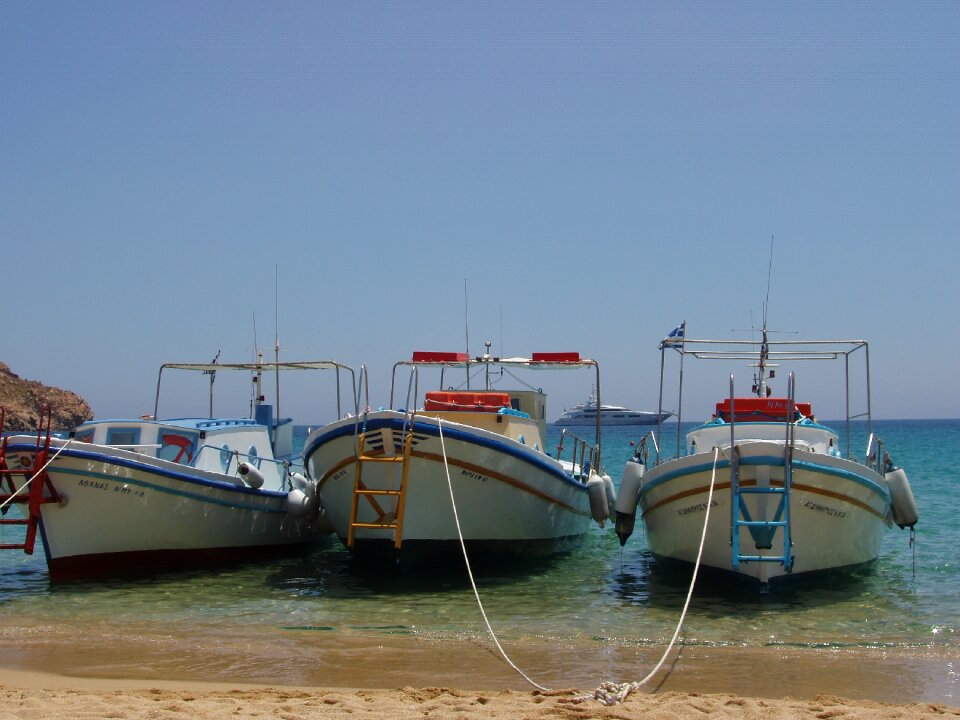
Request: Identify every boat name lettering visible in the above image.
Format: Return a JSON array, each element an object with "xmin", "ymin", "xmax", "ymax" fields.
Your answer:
[
  {"xmin": 803, "ymin": 500, "xmax": 847, "ymax": 518},
  {"xmin": 461, "ymin": 469, "xmax": 490, "ymax": 482},
  {"xmin": 113, "ymin": 485, "xmax": 145, "ymax": 498},
  {"xmin": 331, "ymin": 468, "xmax": 347, "ymax": 482},
  {"xmin": 677, "ymin": 499, "xmax": 720, "ymax": 516},
  {"xmin": 78, "ymin": 479, "xmax": 110, "ymax": 491},
  {"xmin": 77, "ymin": 479, "xmax": 144, "ymax": 498}
]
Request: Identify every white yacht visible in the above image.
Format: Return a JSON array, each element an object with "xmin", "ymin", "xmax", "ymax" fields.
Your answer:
[{"xmin": 555, "ymin": 390, "xmax": 671, "ymax": 426}]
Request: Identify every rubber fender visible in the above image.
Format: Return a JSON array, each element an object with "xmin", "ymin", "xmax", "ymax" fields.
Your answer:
[
  {"xmin": 238, "ymin": 461, "xmax": 265, "ymax": 489},
  {"xmin": 615, "ymin": 459, "xmax": 644, "ymax": 515},
  {"xmin": 587, "ymin": 472, "xmax": 609, "ymax": 527},
  {"xmin": 886, "ymin": 467, "xmax": 919, "ymax": 529}
]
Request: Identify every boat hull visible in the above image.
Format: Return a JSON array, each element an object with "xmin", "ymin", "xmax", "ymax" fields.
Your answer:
[
  {"xmin": 3, "ymin": 438, "xmax": 324, "ymax": 580},
  {"xmin": 638, "ymin": 440, "xmax": 892, "ymax": 584},
  {"xmin": 303, "ymin": 412, "xmax": 593, "ymax": 557}
]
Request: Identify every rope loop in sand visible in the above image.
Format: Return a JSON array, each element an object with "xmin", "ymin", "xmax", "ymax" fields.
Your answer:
[{"xmin": 567, "ymin": 447, "xmax": 722, "ymax": 705}]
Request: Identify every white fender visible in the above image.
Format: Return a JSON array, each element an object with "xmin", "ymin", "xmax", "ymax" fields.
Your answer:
[
  {"xmin": 586, "ymin": 472, "xmax": 609, "ymax": 527},
  {"xmin": 886, "ymin": 467, "xmax": 919, "ymax": 529},
  {"xmin": 284, "ymin": 488, "xmax": 312, "ymax": 517},
  {"xmin": 238, "ymin": 462, "xmax": 265, "ymax": 489},
  {"xmin": 602, "ymin": 474, "xmax": 617, "ymax": 520},
  {"xmin": 290, "ymin": 472, "xmax": 309, "ymax": 492},
  {"xmin": 290, "ymin": 472, "xmax": 317, "ymax": 501},
  {"xmin": 614, "ymin": 459, "xmax": 645, "ymax": 546},
  {"xmin": 615, "ymin": 459, "xmax": 644, "ymax": 515}
]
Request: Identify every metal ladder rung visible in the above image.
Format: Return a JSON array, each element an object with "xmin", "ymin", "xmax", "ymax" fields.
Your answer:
[
  {"xmin": 737, "ymin": 520, "xmax": 788, "ymax": 528},
  {"xmin": 737, "ymin": 486, "xmax": 786, "ymax": 494},
  {"xmin": 736, "ymin": 554, "xmax": 790, "ymax": 563},
  {"xmin": 356, "ymin": 455, "xmax": 405, "ymax": 463},
  {"xmin": 352, "ymin": 521, "xmax": 400, "ymax": 529},
  {"xmin": 354, "ymin": 488, "xmax": 402, "ymax": 496}
]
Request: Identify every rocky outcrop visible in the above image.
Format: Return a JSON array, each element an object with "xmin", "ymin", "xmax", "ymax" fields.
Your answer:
[{"xmin": 0, "ymin": 363, "xmax": 93, "ymax": 431}]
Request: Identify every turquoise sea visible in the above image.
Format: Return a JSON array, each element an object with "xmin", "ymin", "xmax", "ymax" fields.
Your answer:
[{"xmin": 0, "ymin": 419, "xmax": 957, "ymax": 703}]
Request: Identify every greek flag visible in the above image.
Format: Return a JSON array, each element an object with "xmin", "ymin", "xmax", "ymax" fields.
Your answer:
[
  {"xmin": 659, "ymin": 322, "xmax": 685, "ymax": 351},
  {"xmin": 203, "ymin": 350, "xmax": 221, "ymax": 376}
]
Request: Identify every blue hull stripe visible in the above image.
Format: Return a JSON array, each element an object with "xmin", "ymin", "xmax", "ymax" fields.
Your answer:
[
  {"xmin": 639, "ymin": 455, "xmax": 890, "ymax": 503},
  {"xmin": 304, "ymin": 416, "xmax": 588, "ymax": 493},
  {"xmin": 4, "ymin": 442, "xmax": 286, "ymax": 512}
]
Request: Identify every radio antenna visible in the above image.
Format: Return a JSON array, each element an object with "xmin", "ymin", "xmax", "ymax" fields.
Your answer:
[
  {"xmin": 464, "ymin": 277, "xmax": 471, "ymax": 389},
  {"xmin": 274, "ymin": 265, "xmax": 281, "ymax": 424},
  {"xmin": 763, "ymin": 236, "xmax": 774, "ymax": 330}
]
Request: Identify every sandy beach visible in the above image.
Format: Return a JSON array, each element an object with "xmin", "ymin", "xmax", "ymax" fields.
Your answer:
[
  {"xmin": 1, "ymin": 634, "xmax": 957, "ymax": 720},
  {"xmin": 1, "ymin": 667, "xmax": 957, "ymax": 720}
]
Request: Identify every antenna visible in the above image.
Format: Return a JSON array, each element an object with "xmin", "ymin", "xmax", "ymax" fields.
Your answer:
[
  {"xmin": 762, "ymin": 235, "xmax": 774, "ymax": 329},
  {"xmin": 756, "ymin": 237, "xmax": 775, "ymax": 397},
  {"xmin": 274, "ymin": 265, "xmax": 280, "ymax": 424},
  {"xmin": 464, "ymin": 277, "xmax": 470, "ymax": 389},
  {"xmin": 252, "ymin": 310, "xmax": 259, "ymax": 359}
]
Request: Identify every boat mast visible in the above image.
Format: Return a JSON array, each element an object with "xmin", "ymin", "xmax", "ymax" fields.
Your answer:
[
  {"xmin": 253, "ymin": 351, "xmax": 264, "ymax": 411},
  {"xmin": 274, "ymin": 265, "xmax": 280, "ymax": 426},
  {"xmin": 483, "ymin": 341, "xmax": 492, "ymax": 390},
  {"xmin": 464, "ymin": 278, "xmax": 471, "ymax": 390},
  {"xmin": 755, "ymin": 237, "xmax": 775, "ymax": 398},
  {"xmin": 207, "ymin": 349, "xmax": 220, "ymax": 417}
]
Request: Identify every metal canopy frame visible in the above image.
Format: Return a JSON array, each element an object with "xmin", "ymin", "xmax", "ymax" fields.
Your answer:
[
  {"xmin": 657, "ymin": 336, "xmax": 871, "ymax": 459},
  {"xmin": 389, "ymin": 351, "xmax": 602, "ymax": 452},
  {"xmin": 153, "ymin": 359, "xmax": 360, "ymax": 422}
]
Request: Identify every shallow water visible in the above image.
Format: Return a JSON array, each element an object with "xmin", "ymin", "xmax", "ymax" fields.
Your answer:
[{"xmin": 0, "ymin": 420, "xmax": 956, "ymax": 702}]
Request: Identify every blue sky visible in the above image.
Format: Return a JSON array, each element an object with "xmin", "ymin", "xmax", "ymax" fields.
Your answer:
[{"xmin": 2, "ymin": 1, "xmax": 957, "ymax": 423}]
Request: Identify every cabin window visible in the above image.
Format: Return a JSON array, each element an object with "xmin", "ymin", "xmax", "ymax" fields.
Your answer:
[
  {"xmin": 220, "ymin": 444, "xmax": 233, "ymax": 471},
  {"xmin": 247, "ymin": 445, "xmax": 262, "ymax": 469},
  {"xmin": 511, "ymin": 398, "xmax": 521, "ymax": 411},
  {"xmin": 107, "ymin": 428, "xmax": 141, "ymax": 447}
]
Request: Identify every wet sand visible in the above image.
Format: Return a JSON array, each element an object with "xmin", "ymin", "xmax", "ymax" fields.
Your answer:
[{"xmin": 0, "ymin": 626, "xmax": 956, "ymax": 718}]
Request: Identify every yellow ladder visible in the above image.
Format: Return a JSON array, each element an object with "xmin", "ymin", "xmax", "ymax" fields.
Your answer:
[{"xmin": 347, "ymin": 427, "xmax": 414, "ymax": 549}]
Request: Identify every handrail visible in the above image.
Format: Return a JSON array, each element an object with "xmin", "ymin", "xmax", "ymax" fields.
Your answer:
[
  {"xmin": 729, "ymin": 374, "xmax": 736, "ymax": 457},
  {"xmin": 864, "ymin": 432, "xmax": 888, "ymax": 475},
  {"xmin": 193, "ymin": 443, "xmax": 290, "ymax": 478},
  {"xmin": 401, "ymin": 367, "xmax": 419, "ymax": 438},
  {"xmin": 554, "ymin": 429, "xmax": 602, "ymax": 481}
]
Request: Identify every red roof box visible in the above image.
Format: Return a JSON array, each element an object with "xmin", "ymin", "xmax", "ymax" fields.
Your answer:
[
  {"xmin": 424, "ymin": 391, "xmax": 511, "ymax": 412},
  {"xmin": 715, "ymin": 397, "xmax": 813, "ymax": 422},
  {"xmin": 411, "ymin": 351, "xmax": 469, "ymax": 363},
  {"xmin": 530, "ymin": 352, "xmax": 581, "ymax": 363}
]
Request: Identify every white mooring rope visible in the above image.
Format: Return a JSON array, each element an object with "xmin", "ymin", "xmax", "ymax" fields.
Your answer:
[
  {"xmin": 438, "ymin": 417, "xmax": 722, "ymax": 705},
  {"xmin": 0, "ymin": 437, "xmax": 73, "ymax": 513},
  {"xmin": 567, "ymin": 446, "xmax": 722, "ymax": 705},
  {"xmin": 436, "ymin": 418, "xmax": 552, "ymax": 692}
]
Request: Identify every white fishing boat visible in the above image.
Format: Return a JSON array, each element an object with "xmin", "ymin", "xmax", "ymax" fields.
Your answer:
[
  {"xmin": 0, "ymin": 359, "xmax": 359, "ymax": 580},
  {"xmin": 614, "ymin": 324, "xmax": 919, "ymax": 590},
  {"xmin": 555, "ymin": 389, "xmax": 672, "ymax": 426},
  {"xmin": 302, "ymin": 346, "xmax": 613, "ymax": 560}
]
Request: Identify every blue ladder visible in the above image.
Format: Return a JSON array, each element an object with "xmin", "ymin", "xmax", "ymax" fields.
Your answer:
[
  {"xmin": 727, "ymin": 370, "xmax": 798, "ymax": 574},
  {"xmin": 730, "ymin": 445, "xmax": 794, "ymax": 572}
]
